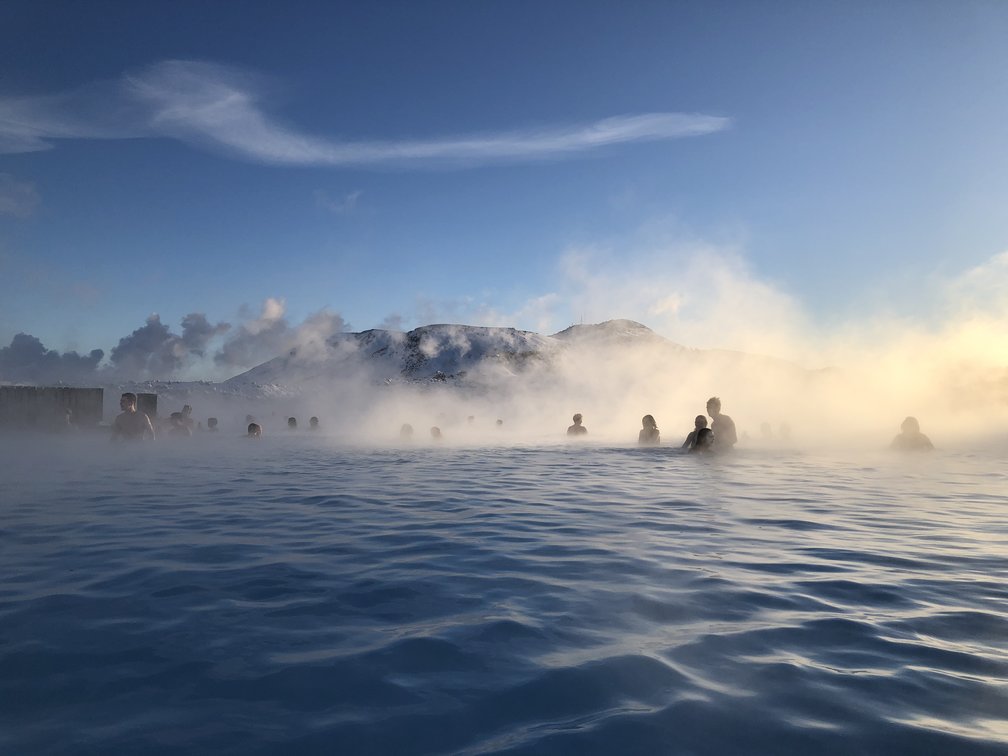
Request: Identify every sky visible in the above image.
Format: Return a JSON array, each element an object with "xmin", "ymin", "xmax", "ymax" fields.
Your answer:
[{"xmin": 2, "ymin": 0, "xmax": 1008, "ymax": 380}]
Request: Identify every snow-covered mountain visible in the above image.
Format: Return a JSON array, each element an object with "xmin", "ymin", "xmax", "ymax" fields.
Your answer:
[{"xmin": 219, "ymin": 318, "xmax": 809, "ymax": 398}]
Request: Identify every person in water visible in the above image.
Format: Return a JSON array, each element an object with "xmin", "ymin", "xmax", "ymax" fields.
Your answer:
[
  {"xmin": 287, "ymin": 417, "xmax": 297, "ymax": 430},
  {"xmin": 682, "ymin": 415, "xmax": 708, "ymax": 449},
  {"xmin": 247, "ymin": 422, "xmax": 262, "ymax": 438},
  {"xmin": 706, "ymin": 397, "xmax": 737, "ymax": 449},
  {"xmin": 567, "ymin": 413, "xmax": 587, "ymax": 436},
  {"xmin": 690, "ymin": 427, "xmax": 714, "ymax": 453},
  {"xmin": 891, "ymin": 416, "xmax": 933, "ymax": 451},
  {"xmin": 400, "ymin": 423, "xmax": 414, "ymax": 439},
  {"xmin": 112, "ymin": 392, "xmax": 156, "ymax": 441},
  {"xmin": 168, "ymin": 412, "xmax": 192, "ymax": 437},
  {"xmin": 180, "ymin": 404, "xmax": 195, "ymax": 432},
  {"xmin": 206, "ymin": 417, "xmax": 218, "ymax": 432},
  {"xmin": 309, "ymin": 416, "xmax": 319, "ymax": 430},
  {"xmin": 430, "ymin": 426, "xmax": 442, "ymax": 440},
  {"xmin": 639, "ymin": 414, "xmax": 660, "ymax": 445}
]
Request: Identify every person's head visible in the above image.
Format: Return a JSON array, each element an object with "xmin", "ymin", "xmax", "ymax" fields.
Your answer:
[
  {"xmin": 309, "ymin": 416, "xmax": 319, "ymax": 429},
  {"xmin": 287, "ymin": 417, "xmax": 297, "ymax": 429},
  {"xmin": 181, "ymin": 404, "xmax": 192, "ymax": 417},
  {"xmin": 496, "ymin": 419, "xmax": 503, "ymax": 427},
  {"xmin": 247, "ymin": 422, "xmax": 262, "ymax": 438},
  {"xmin": 694, "ymin": 414, "xmax": 708, "ymax": 430},
  {"xmin": 642, "ymin": 414, "xmax": 657, "ymax": 430},
  {"xmin": 696, "ymin": 427, "xmax": 714, "ymax": 449},
  {"xmin": 430, "ymin": 426, "xmax": 442, "ymax": 439},
  {"xmin": 467, "ymin": 415, "xmax": 475, "ymax": 424},
  {"xmin": 400, "ymin": 423, "xmax": 414, "ymax": 438},
  {"xmin": 207, "ymin": 417, "xmax": 218, "ymax": 429},
  {"xmin": 706, "ymin": 397, "xmax": 721, "ymax": 417},
  {"xmin": 120, "ymin": 392, "xmax": 137, "ymax": 411},
  {"xmin": 901, "ymin": 416, "xmax": 921, "ymax": 434},
  {"xmin": 572, "ymin": 413, "xmax": 583, "ymax": 425}
]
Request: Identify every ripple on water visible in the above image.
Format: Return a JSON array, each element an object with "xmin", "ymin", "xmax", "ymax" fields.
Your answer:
[{"xmin": 0, "ymin": 440, "xmax": 1006, "ymax": 754}]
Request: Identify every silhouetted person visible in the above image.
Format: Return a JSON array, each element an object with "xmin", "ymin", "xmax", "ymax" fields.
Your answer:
[
  {"xmin": 58, "ymin": 407, "xmax": 78, "ymax": 433},
  {"xmin": 567, "ymin": 413, "xmax": 587, "ymax": 436},
  {"xmin": 639, "ymin": 414, "xmax": 660, "ymax": 445},
  {"xmin": 168, "ymin": 411, "xmax": 192, "ymax": 437},
  {"xmin": 400, "ymin": 423, "xmax": 414, "ymax": 439},
  {"xmin": 707, "ymin": 397, "xmax": 737, "ymax": 449},
  {"xmin": 112, "ymin": 392, "xmax": 156, "ymax": 441},
  {"xmin": 496, "ymin": 419, "xmax": 504, "ymax": 428},
  {"xmin": 287, "ymin": 417, "xmax": 297, "ymax": 430},
  {"xmin": 247, "ymin": 423, "xmax": 262, "ymax": 438},
  {"xmin": 689, "ymin": 427, "xmax": 714, "ymax": 453},
  {"xmin": 430, "ymin": 426, "xmax": 442, "ymax": 440},
  {"xmin": 309, "ymin": 416, "xmax": 319, "ymax": 430},
  {"xmin": 207, "ymin": 417, "xmax": 218, "ymax": 432},
  {"xmin": 682, "ymin": 415, "xmax": 708, "ymax": 449},
  {"xmin": 891, "ymin": 416, "xmax": 933, "ymax": 451},
  {"xmin": 180, "ymin": 404, "xmax": 195, "ymax": 432},
  {"xmin": 468, "ymin": 415, "xmax": 475, "ymax": 425}
]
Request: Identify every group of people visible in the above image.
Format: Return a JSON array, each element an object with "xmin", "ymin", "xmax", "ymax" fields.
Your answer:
[
  {"xmin": 110, "ymin": 392, "xmax": 322, "ymax": 441},
  {"xmin": 566, "ymin": 396, "xmax": 739, "ymax": 453},
  {"xmin": 111, "ymin": 390, "xmax": 935, "ymax": 452}
]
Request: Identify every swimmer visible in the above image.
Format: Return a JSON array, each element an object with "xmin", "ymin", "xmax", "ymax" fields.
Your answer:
[
  {"xmin": 496, "ymin": 419, "xmax": 503, "ymax": 428},
  {"xmin": 168, "ymin": 411, "xmax": 192, "ymax": 437},
  {"xmin": 180, "ymin": 404, "xmax": 195, "ymax": 432},
  {"xmin": 309, "ymin": 416, "xmax": 319, "ymax": 430},
  {"xmin": 706, "ymin": 397, "xmax": 737, "ymax": 449},
  {"xmin": 400, "ymin": 423, "xmax": 414, "ymax": 439},
  {"xmin": 247, "ymin": 422, "xmax": 262, "ymax": 438},
  {"xmin": 567, "ymin": 413, "xmax": 587, "ymax": 436},
  {"xmin": 891, "ymin": 416, "xmax": 933, "ymax": 451},
  {"xmin": 207, "ymin": 417, "xmax": 218, "ymax": 432},
  {"xmin": 287, "ymin": 417, "xmax": 297, "ymax": 430},
  {"xmin": 112, "ymin": 392, "xmax": 156, "ymax": 441},
  {"xmin": 682, "ymin": 415, "xmax": 708, "ymax": 449},
  {"xmin": 430, "ymin": 426, "xmax": 442, "ymax": 440},
  {"xmin": 638, "ymin": 414, "xmax": 660, "ymax": 445},
  {"xmin": 689, "ymin": 427, "xmax": 714, "ymax": 453}
]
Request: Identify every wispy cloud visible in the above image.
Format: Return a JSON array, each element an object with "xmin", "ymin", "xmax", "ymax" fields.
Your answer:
[
  {"xmin": 0, "ymin": 173, "xmax": 41, "ymax": 217},
  {"xmin": 0, "ymin": 60, "xmax": 730, "ymax": 167},
  {"xmin": 315, "ymin": 189, "xmax": 363, "ymax": 214}
]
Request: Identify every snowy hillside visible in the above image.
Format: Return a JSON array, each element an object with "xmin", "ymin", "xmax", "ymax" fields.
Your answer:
[{"xmin": 218, "ymin": 318, "xmax": 811, "ymax": 399}]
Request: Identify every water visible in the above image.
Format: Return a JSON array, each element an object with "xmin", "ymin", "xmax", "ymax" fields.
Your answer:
[{"xmin": 2, "ymin": 435, "xmax": 1006, "ymax": 754}]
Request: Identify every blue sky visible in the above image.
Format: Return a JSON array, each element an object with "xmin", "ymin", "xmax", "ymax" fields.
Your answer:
[{"xmin": 2, "ymin": 1, "xmax": 1007, "ymax": 377}]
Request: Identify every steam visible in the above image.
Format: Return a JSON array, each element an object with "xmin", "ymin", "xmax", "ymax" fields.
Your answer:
[
  {"xmin": 213, "ymin": 298, "xmax": 347, "ymax": 369},
  {"xmin": 0, "ymin": 333, "xmax": 103, "ymax": 383},
  {"xmin": 109, "ymin": 313, "xmax": 230, "ymax": 376},
  {"xmin": 2, "ymin": 241, "xmax": 1006, "ymax": 448}
]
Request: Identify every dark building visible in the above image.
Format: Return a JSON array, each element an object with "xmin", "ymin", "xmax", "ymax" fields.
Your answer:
[{"xmin": 0, "ymin": 386, "xmax": 104, "ymax": 428}]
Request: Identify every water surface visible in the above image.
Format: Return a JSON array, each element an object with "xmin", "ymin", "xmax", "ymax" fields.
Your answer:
[{"xmin": 2, "ymin": 436, "xmax": 1006, "ymax": 754}]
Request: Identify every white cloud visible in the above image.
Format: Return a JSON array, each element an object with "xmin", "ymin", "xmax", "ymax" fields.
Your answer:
[{"xmin": 0, "ymin": 60, "xmax": 731, "ymax": 167}]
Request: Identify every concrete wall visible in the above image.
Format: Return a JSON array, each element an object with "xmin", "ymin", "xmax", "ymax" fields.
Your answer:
[{"xmin": 0, "ymin": 386, "xmax": 104, "ymax": 428}]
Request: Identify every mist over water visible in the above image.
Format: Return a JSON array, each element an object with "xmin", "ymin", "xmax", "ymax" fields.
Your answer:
[{"xmin": 2, "ymin": 433, "xmax": 1006, "ymax": 754}]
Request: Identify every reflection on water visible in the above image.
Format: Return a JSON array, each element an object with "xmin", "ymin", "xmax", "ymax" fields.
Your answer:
[{"xmin": 1, "ymin": 436, "xmax": 1006, "ymax": 755}]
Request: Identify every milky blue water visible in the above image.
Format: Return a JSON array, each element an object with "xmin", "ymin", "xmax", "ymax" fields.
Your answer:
[{"xmin": 1, "ymin": 435, "xmax": 1006, "ymax": 755}]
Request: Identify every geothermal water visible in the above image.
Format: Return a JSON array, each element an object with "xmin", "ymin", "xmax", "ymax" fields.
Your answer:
[{"xmin": 1, "ymin": 433, "xmax": 1006, "ymax": 755}]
